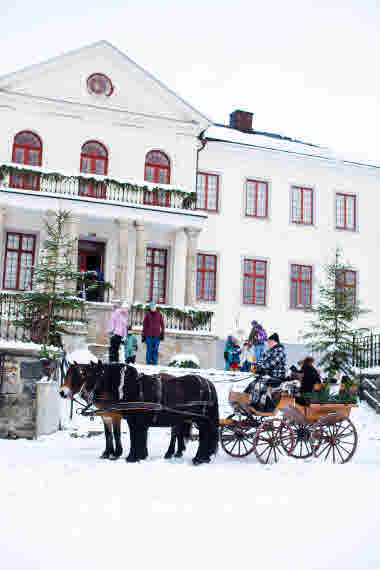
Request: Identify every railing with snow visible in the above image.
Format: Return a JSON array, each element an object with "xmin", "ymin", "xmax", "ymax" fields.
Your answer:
[
  {"xmin": 129, "ymin": 305, "xmax": 213, "ymax": 333},
  {"xmin": 0, "ymin": 166, "xmax": 197, "ymax": 211},
  {"xmin": 0, "ymin": 293, "xmax": 86, "ymax": 344}
]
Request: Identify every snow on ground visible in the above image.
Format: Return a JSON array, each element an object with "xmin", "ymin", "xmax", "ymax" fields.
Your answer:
[{"xmin": 1, "ymin": 376, "xmax": 380, "ymax": 570}]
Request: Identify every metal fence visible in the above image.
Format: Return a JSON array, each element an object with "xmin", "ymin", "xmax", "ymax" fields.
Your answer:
[
  {"xmin": 352, "ymin": 333, "xmax": 380, "ymax": 369},
  {"xmin": 0, "ymin": 293, "xmax": 86, "ymax": 344}
]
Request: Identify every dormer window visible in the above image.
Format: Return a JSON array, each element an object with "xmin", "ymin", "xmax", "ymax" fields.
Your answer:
[{"xmin": 87, "ymin": 73, "xmax": 114, "ymax": 96}]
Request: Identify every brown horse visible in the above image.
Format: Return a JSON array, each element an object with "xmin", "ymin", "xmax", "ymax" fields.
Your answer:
[{"xmin": 60, "ymin": 363, "xmax": 194, "ymax": 460}]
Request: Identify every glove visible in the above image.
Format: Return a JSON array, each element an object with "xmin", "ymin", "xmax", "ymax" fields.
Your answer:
[
  {"xmin": 160, "ymin": 333, "xmax": 165, "ymax": 341},
  {"xmin": 141, "ymin": 335, "xmax": 146, "ymax": 343}
]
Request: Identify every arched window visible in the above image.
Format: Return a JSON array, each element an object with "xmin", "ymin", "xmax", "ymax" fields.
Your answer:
[
  {"xmin": 144, "ymin": 150, "xmax": 171, "ymax": 207},
  {"xmin": 79, "ymin": 141, "xmax": 108, "ymax": 199},
  {"xmin": 11, "ymin": 131, "xmax": 42, "ymax": 190}
]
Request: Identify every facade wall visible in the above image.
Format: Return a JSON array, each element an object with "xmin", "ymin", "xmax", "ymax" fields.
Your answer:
[{"xmin": 198, "ymin": 140, "xmax": 380, "ymax": 342}]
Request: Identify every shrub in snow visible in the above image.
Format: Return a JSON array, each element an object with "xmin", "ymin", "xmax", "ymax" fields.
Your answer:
[{"xmin": 168, "ymin": 353, "xmax": 200, "ymax": 369}]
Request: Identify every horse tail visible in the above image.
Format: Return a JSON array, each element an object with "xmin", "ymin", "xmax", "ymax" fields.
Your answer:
[{"xmin": 207, "ymin": 381, "xmax": 219, "ymax": 456}]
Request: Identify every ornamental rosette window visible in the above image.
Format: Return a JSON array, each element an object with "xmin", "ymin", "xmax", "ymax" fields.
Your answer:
[{"xmin": 87, "ymin": 73, "xmax": 114, "ymax": 96}]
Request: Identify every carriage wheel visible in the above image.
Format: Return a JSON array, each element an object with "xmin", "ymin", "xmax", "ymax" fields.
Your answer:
[
  {"xmin": 220, "ymin": 413, "xmax": 257, "ymax": 457},
  {"xmin": 287, "ymin": 424, "xmax": 314, "ymax": 459},
  {"xmin": 254, "ymin": 418, "xmax": 294, "ymax": 464},
  {"xmin": 312, "ymin": 417, "xmax": 358, "ymax": 464}
]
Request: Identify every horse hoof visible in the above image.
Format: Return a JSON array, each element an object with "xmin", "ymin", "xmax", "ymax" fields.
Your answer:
[
  {"xmin": 100, "ymin": 452, "xmax": 111, "ymax": 459},
  {"xmin": 164, "ymin": 452, "xmax": 173, "ymax": 459},
  {"xmin": 109, "ymin": 454, "xmax": 120, "ymax": 461},
  {"xmin": 174, "ymin": 452, "xmax": 183, "ymax": 458},
  {"xmin": 192, "ymin": 457, "xmax": 211, "ymax": 465},
  {"xmin": 126, "ymin": 456, "xmax": 139, "ymax": 463}
]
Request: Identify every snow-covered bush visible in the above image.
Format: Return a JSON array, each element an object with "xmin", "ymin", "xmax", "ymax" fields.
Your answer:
[{"xmin": 168, "ymin": 353, "xmax": 200, "ymax": 369}]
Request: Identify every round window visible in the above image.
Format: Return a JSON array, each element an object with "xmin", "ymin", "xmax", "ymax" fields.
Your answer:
[{"xmin": 87, "ymin": 73, "xmax": 114, "ymax": 96}]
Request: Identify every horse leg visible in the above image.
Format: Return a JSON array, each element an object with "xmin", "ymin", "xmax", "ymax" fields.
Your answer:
[
  {"xmin": 193, "ymin": 421, "xmax": 211, "ymax": 465},
  {"xmin": 136, "ymin": 420, "xmax": 149, "ymax": 460},
  {"xmin": 175, "ymin": 428, "xmax": 186, "ymax": 458},
  {"xmin": 100, "ymin": 417, "xmax": 115, "ymax": 459},
  {"xmin": 109, "ymin": 415, "xmax": 123, "ymax": 460},
  {"xmin": 126, "ymin": 417, "xmax": 139, "ymax": 463},
  {"xmin": 165, "ymin": 427, "xmax": 177, "ymax": 459}
]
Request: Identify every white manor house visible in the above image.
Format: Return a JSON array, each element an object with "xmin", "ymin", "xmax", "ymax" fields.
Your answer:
[{"xmin": 0, "ymin": 40, "xmax": 378, "ymax": 365}]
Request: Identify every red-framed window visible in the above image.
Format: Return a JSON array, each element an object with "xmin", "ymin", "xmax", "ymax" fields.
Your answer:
[
  {"xmin": 196, "ymin": 172, "xmax": 219, "ymax": 212},
  {"xmin": 196, "ymin": 254, "xmax": 217, "ymax": 301},
  {"xmin": 79, "ymin": 141, "xmax": 108, "ymax": 199},
  {"xmin": 291, "ymin": 186, "xmax": 313, "ymax": 225},
  {"xmin": 290, "ymin": 264, "xmax": 312, "ymax": 309},
  {"xmin": 337, "ymin": 269, "xmax": 357, "ymax": 306},
  {"xmin": 11, "ymin": 131, "xmax": 42, "ymax": 191},
  {"xmin": 243, "ymin": 259, "xmax": 267, "ymax": 305},
  {"xmin": 246, "ymin": 180, "xmax": 268, "ymax": 218},
  {"xmin": 336, "ymin": 193, "xmax": 356, "ymax": 231},
  {"xmin": 144, "ymin": 151, "xmax": 171, "ymax": 207},
  {"xmin": 3, "ymin": 233, "xmax": 36, "ymax": 291},
  {"xmin": 145, "ymin": 248, "xmax": 167, "ymax": 304}
]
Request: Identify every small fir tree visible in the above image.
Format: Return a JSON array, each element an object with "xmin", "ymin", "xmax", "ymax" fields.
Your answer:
[
  {"xmin": 17, "ymin": 210, "xmax": 110, "ymax": 348},
  {"xmin": 303, "ymin": 248, "xmax": 369, "ymax": 379}
]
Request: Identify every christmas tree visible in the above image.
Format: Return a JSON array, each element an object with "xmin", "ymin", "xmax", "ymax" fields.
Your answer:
[
  {"xmin": 303, "ymin": 248, "xmax": 369, "ymax": 379},
  {"xmin": 17, "ymin": 210, "xmax": 110, "ymax": 350}
]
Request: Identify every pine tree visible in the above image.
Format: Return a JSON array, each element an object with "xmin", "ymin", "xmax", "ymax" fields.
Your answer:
[
  {"xmin": 16, "ymin": 210, "xmax": 109, "ymax": 350},
  {"xmin": 303, "ymin": 248, "xmax": 369, "ymax": 379}
]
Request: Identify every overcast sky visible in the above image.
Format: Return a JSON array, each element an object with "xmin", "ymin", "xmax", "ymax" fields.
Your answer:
[{"xmin": 1, "ymin": 0, "xmax": 380, "ymax": 161}]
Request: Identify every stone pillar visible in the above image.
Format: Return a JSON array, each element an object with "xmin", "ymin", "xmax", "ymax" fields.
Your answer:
[
  {"xmin": 115, "ymin": 218, "xmax": 132, "ymax": 303},
  {"xmin": 184, "ymin": 227, "xmax": 201, "ymax": 307},
  {"xmin": 0, "ymin": 206, "xmax": 7, "ymax": 254},
  {"xmin": 133, "ymin": 221, "xmax": 146, "ymax": 303},
  {"xmin": 172, "ymin": 228, "xmax": 187, "ymax": 307},
  {"xmin": 64, "ymin": 214, "xmax": 80, "ymax": 292}
]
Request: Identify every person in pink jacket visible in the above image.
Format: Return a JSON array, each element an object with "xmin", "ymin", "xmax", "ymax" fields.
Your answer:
[{"xmin": 108, "ymin": 302, "xmax": 129, "ymax": 362}]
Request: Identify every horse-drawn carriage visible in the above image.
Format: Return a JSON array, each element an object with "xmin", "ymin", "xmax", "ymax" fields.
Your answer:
[
  {"xmin": 220, "ymin": 377, "xmax": 358, "ymax": 464},
  {"xmin": 60, "ymin": 360, "xmax": 358, "ymax": 466}
]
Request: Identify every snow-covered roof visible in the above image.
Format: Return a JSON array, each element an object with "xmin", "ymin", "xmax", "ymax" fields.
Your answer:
[{"xmin": 204, "ymin": 125, "xmax": 380, "ymax": 168}]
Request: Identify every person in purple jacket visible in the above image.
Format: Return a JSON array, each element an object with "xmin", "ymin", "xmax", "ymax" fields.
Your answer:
[
  {"xmin": 248, "ymin": 320, "xmax": 268, "ymax": 363},
  {"xmin": 108, "ymin": 302, "xmax": 129, "ymax": 362},
  {"xmin": 142, "ymin": 302, "xmax": 165, "ymax": 365}
]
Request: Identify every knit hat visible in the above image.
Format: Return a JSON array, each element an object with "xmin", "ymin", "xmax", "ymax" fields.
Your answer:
[
  {"xmin": 251, "ymin": 320, "xmax": 258, "ymax": 326},
  {"xmin": 149, "ymin": 301, "xmax": 156, "ymax": 309},
  {"xmin": 121, "ymin": 301, "xmax": 129, "ymax": 309},
  {"xmin": 268, "ymin": 333, "xmax": 280, "ymax": 343}
]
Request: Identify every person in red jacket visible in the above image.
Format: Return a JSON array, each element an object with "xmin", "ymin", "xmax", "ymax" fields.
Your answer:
[{"xmin": 142, "ymin": 302, "xmax": 165, "ymax": 365}]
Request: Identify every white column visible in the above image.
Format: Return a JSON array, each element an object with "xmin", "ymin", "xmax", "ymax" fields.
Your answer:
[
  {"xmin": 184, "ymin": 227, "xmax": 201, "ymax": 307},
  {"xmin": 0, "ymin": 206, "xmax": 7, "ymax": 281},
  {"xmin": 172, "ymin": 228, "xmax": 187, "ymax": 307},
  {"xmin": 64, "ymin": 214, "xmax": 80, "ymax": 292},
  {"xmin": 115, "ymin": 218, "xmax": 132, "ymax": 303},
  {"xmin": 133, "ymin": 221, "xmax": 146, "ymax": 303}
]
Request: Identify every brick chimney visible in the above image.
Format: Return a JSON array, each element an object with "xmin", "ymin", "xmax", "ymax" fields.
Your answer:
[{"xmin": 229, "ymin": 110, "xmax": 254, "ymax": 132}]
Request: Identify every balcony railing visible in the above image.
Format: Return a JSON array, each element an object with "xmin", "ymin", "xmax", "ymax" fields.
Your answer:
[
  {"xmin": 0, "ymin": 164, "xmax": 198, "ymax": 211},
  {"xmin": 129, "ymin": 305, "xmax": 214, "ymax": 333}
]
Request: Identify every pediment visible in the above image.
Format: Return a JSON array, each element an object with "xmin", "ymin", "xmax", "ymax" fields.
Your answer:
[{"xmin": 0, "ymin": 41, "xmax": 210, "ymax": 128}]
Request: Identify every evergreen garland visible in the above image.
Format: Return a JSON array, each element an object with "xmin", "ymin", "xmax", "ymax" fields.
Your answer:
[
  {"xmin": 303, "ymin": 247, "xmax": 369, "ymax": 380},
  {"xmin": 133, "ymin": 303, "xmax": 214, "ymax": 329},
  {"xmin": 0, "ymin": 165, "xmax": 197, "ymax": 209}
]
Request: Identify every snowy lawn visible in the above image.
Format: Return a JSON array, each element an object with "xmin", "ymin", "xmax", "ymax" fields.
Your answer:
[{"xmin": 1, "ymin": 381, "xmax": 380, "ymax": 570}]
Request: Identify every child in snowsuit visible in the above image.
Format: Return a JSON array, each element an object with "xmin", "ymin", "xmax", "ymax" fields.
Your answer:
[
  {"xmin": 124, "ymin": 327, "xmax": 138, "ymax": 364},
  {"xmin": 228, "ymin": 338, "xmax": 241, "ymax": 372}
]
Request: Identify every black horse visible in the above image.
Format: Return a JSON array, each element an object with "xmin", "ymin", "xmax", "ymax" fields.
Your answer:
[{"xmin": 61, "ymin": 362, "xmax": 218, "ymax": 464}]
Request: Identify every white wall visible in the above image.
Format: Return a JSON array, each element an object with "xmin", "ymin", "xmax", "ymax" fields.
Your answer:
[{"xmin": 198, "ymin": 140, "xmax": 380, "ymax": 342}]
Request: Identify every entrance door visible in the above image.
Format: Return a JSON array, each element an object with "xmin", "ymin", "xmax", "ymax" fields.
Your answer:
[{"xmin": 78, "ymin": 240, "xmax": 105, "ymax": 272}]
